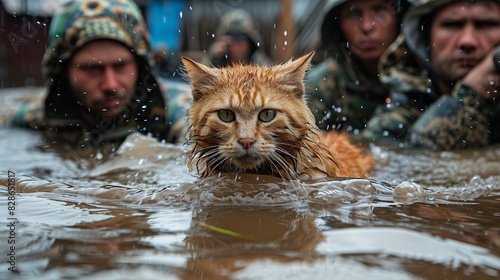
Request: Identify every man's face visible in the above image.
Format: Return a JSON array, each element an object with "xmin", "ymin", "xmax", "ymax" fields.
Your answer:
[
  {"xmin": 430, "ymin": 1, "xmax": 500, "ymax": 83},
  {"xmin": 228, "ymin": 35, "xmax": 252, "ymax": 63},
  {"xmin": 339, "ymin": 0, "xmax": 399, "ymax": 62},
  {"xmin": 68, "ymin": 40, "xmax": 138, "ymax": 118}
]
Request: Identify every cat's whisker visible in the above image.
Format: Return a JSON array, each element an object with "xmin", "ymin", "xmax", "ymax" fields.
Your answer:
[
  {"xmin": 262, "ymin": 155, "xmax": 284, "ymax": 178},
  {"xmin": 188, "ymin": 144, "xmax": 221, "ymax": 177},
  {"xmin": 274, "ymin": 146, "xmax": 299, "ymax": 172},
  {"xmin": 206, "ymin": 155, "xmax": 228, "ymax": 176},
  {"xmin": 272, "ymin": 161, "xmax": 295, "ymax": 180},
  {"xmin": 198, "ymin": 149, "xmax": 227, "ymax": 176},
  {"xmin": 270, "ymin": 152, "xmax": 308, "ymax": 196},
  {"xmin": 268, "ymin": 152, "xmax": 298, "ymax": 180}
]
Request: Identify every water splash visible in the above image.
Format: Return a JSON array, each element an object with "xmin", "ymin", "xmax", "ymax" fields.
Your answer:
[{"xmin": 393, "ymin": 176, "xmax": 494, "ymax": 204}]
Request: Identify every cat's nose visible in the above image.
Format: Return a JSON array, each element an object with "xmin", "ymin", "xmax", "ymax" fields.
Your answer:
[{"xmin": 238, "ymin": 138, "xmax": 255, "ymax": 149}]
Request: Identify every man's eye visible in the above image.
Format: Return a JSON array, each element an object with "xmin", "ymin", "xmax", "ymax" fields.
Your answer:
[
  {"xmin": 475, "ymin": 19, "xmax": 500, "ymax": 29},
  {"xmin": 113, "ymin": 61, "xmax": 128, "ymax": 70},
  {"xmin": 77, "ymin": 64, "xmax": 102, "ymax": 72},
  {"xmin": 440, "ymin": 21, "xmax": 464, "ymax": 29}
]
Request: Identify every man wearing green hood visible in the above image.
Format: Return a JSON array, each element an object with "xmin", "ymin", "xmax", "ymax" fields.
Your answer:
[
  {"xmin": 12, "ymin": 0, "xmax": 190, "ymax": 146},
  {"xmin": 306, "ymin": 0, "xmax": 411, "ymax": 133},
  {"xmin": 205, "ymin": 9, "xmax": 271, "ymax": 67},
  {"xmin": 362, "ymin": 0, "xmax": 500, "ymax": 149}
]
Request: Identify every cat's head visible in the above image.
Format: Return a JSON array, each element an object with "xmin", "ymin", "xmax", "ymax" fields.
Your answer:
[{"xmin": 182, "ymin": 52, "xmax": 321, "ymax": 179}]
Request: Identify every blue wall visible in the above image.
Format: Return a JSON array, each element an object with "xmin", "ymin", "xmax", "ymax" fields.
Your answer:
[{"xmin": 147, "ymin": 0, "xmax": 184, "ymax": 52}]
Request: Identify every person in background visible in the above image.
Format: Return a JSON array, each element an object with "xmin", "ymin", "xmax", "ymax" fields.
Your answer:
[
  {"xmin": 361, "ymin": 0, "xmax": 500, "ymax": 150},
  {"xmin": 205, "ymin": 9, "xmax": 271, "ymax": 67},
  {"xmin": 11, "ymin": 0, "xmax": 190, "ymax": 147},
  {"xmin": 307, "ymin": 0, "xmax": 411, "ymax": 134}
]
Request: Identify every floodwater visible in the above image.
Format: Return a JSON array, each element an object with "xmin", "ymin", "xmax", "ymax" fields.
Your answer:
[{"xmin": 0, "ymin": 90, "xmax": 500, "ymax": 280}]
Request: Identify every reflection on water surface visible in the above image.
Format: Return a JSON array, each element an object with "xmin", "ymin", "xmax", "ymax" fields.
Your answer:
[{"xmin": 0, "ymin": 125, "xmax": 499, "ymax": 279}]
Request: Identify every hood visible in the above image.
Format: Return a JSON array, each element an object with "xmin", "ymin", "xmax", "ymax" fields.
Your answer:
[
  {"xmin": 402, "ymin": 0, "xmax": 500, "ymax": 69},
  {"xmin": 320, "ymin": 0, "xmax": 348, "ymax": 50},
  {"xmin": 215, "ymin": 9, "xmax": 263, "ymax": 53},
  {"xmin": 41, "ymin": 0, "xmax": 167, "ymax": 141},
  {"xmin": 42, "ymin": 0, "xmax": 154, "ymax": 83}
]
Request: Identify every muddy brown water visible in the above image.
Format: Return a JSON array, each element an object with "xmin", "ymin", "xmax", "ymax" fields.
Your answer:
[{"xmin": 0, "ymin": 89, "xmax": 499, "ymax": 279}]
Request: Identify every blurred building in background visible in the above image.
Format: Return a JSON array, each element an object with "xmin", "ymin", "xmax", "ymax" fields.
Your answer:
[
  {"xmin": 0, "ymin": 0, "xmax": 324, "ymax": 88},
  {"xmin": 0, "ymin": 0, "xmax": 58, "ymax": 87}
]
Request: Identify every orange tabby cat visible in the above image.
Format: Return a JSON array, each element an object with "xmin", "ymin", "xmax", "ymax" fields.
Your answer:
[{"xmin": 182, "ymin": 52, "xmax": 374, "ymax": 180}]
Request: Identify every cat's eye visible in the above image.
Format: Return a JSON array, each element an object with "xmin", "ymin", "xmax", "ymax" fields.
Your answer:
[
  {"xmin": 218, "ymin": 110, "xmax": 235, "ymax": 122},
  {"xmin": 258, "ymin": 109, "xmax": 276, "ymax": 122}
]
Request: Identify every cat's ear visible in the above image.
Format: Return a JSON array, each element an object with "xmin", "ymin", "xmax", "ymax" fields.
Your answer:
[
  {"xmin": 286, "ymin": 51, "xmax": 315, "ymax": 81},
  {"xmin": 181, "ymin": 57, "xmax": 215, "ymax": 101},
  {"xmin": 280, "ymin": 51, "xmax": 315, "ymax": 96}
]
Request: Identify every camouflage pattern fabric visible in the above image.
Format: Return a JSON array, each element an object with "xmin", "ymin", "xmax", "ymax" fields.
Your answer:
[
  {"xmin": 6, "ymin": 79, "xmax": 191, "ymax": 145},
  {"xmin": 159, "ymin": 78, "xmax": 191, "ymax": 143},
  {"xmin": 361, "ymin": 0, "xmax": 500, "ymax": 150},
  {"xmin": 8, "ymin": 0, "xmax": 191, "ymax": 145},
  {"xmin": 306, "ymin": 0, "xmax": 411, "ymax": 133},
  {"xmin": 306, "ymin": 55, "xmax": 390, "ymax": 133}
]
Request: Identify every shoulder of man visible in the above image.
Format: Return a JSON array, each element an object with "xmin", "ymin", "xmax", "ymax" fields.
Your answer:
[
  {"xmin": 380, "ymin": 34, "xmax": 432, "ymax": 95},
  {"xmin": 306, "ymin": 58, "xmax": 341, "ymax": 89},
  {"xmin": 0, "ymin": 87, "xmax": 46, "ymax": 129},
  {"xmin": 158, "ymin": 78, "xmax": 193, "ymax": 143},
  {"xmin": 251, "ymin": 51, "xmax": 273, "ymax": 67}
]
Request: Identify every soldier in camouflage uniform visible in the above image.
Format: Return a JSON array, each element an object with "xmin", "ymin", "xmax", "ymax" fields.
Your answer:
[
  {"xmin": 306, "ymin": 0, "xmax": 411, "ymax": 133},
  {"xmin": 9, "ymin": 0, "xmax": 190, "ymax": 146},
  {"xmin": 205, "ymin": 9, "xmax": 271, "ymax": 67},
  {"xmin": 361, "ymin": 0, "xmax": 500, "ymax": 149}
]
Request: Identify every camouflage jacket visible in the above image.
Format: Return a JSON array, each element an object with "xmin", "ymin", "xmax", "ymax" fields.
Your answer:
[
  {"xmin": 361, "ymin": 1, "xmax": 500, "ymax": 150},
  {"xmin": 7, "ymin": 78, "xmax": 191, "ymax": 145},
  {"xmin": 306, "ymin": 55, "xmax": 390, "ymax": 133}
]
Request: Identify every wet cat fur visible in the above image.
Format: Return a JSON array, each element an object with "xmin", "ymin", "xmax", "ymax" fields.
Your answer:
[{"xmin": 182, "ymin": 52, "xmax": 373, "ymax": 180}]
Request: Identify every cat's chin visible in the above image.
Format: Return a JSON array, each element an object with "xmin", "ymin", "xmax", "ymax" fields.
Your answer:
[{"xmin": 231, "ymin": 155, "xmax": 264, "ymax": 170}]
